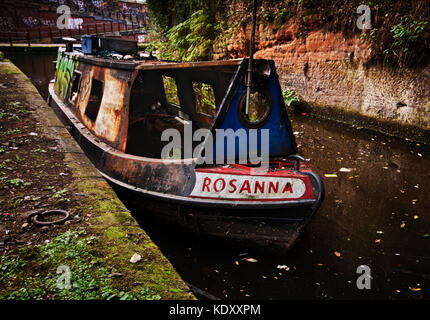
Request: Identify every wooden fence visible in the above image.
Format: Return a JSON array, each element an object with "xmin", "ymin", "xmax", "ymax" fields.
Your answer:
[{"xmin": 0, "ymin": 21, "xmax": 144, "ymax": 46}]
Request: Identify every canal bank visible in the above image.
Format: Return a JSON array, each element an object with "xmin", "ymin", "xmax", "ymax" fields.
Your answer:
[{"xmin": 0, "ymin": 58, "xmax": 194, "ymax": 300}]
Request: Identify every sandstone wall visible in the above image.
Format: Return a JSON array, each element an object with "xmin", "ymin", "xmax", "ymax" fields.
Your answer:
[{"xmin": 214, "ymin": 19, "xmax": 430, "ymax": 140}]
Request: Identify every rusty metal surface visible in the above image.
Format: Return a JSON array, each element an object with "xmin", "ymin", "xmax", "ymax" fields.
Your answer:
[
  {"xmin": 75, "ymin": 52, "xmax": 243, "ymax": 71},
  {"xmin": 135, "ymin": 59, "xmax": 244, "ymax": 71},
  {"xmin": 51, "ymin": 49, "xmax": 323, "ymax": 208},
  {"xmin": 62, "ymin": 59, "xmax": 133, "ymax": 149}
]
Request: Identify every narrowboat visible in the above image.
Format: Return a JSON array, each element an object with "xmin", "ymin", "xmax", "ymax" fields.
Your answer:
[{"xmin": 48, "ymin": 37, "xmax": 324, "ymax": 251}]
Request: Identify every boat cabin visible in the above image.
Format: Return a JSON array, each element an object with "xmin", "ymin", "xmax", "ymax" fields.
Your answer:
[{"xmin": 53, "ymin": 46, "xmax": 297, "ymax": 165}]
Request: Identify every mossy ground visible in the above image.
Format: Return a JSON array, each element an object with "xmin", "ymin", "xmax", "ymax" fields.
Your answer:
[{"xmin": 0, "ymin": 61, "xmax": 194, "ymax": 300}]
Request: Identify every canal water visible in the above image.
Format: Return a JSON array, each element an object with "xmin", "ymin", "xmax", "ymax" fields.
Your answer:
[{"xmin": 8, "ymin": 53, "xmax": 430, "ymax": 300}]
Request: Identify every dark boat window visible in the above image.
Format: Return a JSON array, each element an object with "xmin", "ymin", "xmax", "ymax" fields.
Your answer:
[
  {"xmin": 162, "ymin": 76, "xmax": 180, "ymax": 106},
  {"xmin": 193, "ymin": 82, "xmax": 217, "ymax": 117},
  {"xmin": 68, "ymin": 71, "xmax": 81, "ymax": 106},
  {"xmin": 237, "ymin": 89, "xmax": 272, "ymax": 128},
  {"xmin": 85, "ymin": 78, "xmax": 103, "ymax": 123}
]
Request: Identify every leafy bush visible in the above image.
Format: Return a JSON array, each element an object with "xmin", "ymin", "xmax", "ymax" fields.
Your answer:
[
  {"xmin": 156, "ymin": 10, "xmax": 217, "ymax": 61},
  {"xmin": 283, "ymin": 89, "xmax": 300, "ymax": 106}
]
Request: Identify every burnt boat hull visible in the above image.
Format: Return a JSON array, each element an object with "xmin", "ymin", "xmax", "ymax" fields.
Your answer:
[
  {"xmin": 109, "ymin": 175, "xmax": 323, "ymax": 252},
  {"xmin": 48, "ymin": 48, "xmax": 325, "ymax": 251},
  {"xmin": 48, "ymin": 81, "xmax": 324, "ymax": 251}
]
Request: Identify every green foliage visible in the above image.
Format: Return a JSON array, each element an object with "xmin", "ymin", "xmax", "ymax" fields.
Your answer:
[
  {"xmin": 282, "ymin": 89, "xmax": 300, "ymax": 106},
  {"xmin": 146, "ymin": 0, "xmax": 221, "ymax": 30},
  {"xmin": 360, "ymin": 28, "xmax": 379, "ymax": 44},
  {"xmin": 156, "ymin": 10, "xmax": 217, "ymax": 61},
  {"xmin": 3, "ymin": 178, "xmax": 25, "ymax": 187},
  {"xmin": 0, "ymin": 230, "xmax": 161, "ymax": 300},
  {"xmin": 388, "ymin": 18, "xmax": 429, "ymax": 66},
  {"xmin": 361, "ymin": 16, "xmax": 429, "ymax": 67},
  {"xmin": 163, "ymin": 76, "xmax": 180, "ymax": 105}
]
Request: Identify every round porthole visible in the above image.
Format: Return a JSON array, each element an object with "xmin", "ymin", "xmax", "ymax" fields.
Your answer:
[{"xmin": 237, "ymin": 89, "xmax": 272, "ymax": 128}]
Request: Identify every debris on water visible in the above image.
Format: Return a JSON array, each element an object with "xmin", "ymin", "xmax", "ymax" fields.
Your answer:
[
  {"xmin": 110, "ymin": 273, "xmax": 123, "ymax": 278},
  {"xmin": 418, "ymin": 153, "xmax": 422, "ymax": 157},
  {"xmin": 334, "ymin": 251, "xmax": 341, "ymax": 257},
  {"xmin": 409, "ymin": 287, "xmax": 421, "ymax": 292},
  {"xmin": 234, "ymin": 261, "xmax": 239, "ymax": 265},
  {"xmin": 400, "ymin": 222, "xmax": 406, "ymax": 228},
  {"xmin": 376, "ymin": 231, "xmax": 384, "ymax": 234},
  {"xmin": 324, "ymin": 174, "xmax": 338, "ymax": 178},
  {"xmin": 375, "ymin": 239, "xmax": 381, "ymax": 243},
  {"xmin": 339, "ymin": 168, "xmax": 352, "ymax": 172},
  {"xmin": 130, "ymin": 253, "xmax": 142, "ymax": 264},
  {"xmin": 242, "ymin": 258, "xmax": 258, "ymax": 263},
  {"xmin": 414, "ymin": 215, "xmax": 419, "ymax": 220},
  {"xmin": 277, "ymin": 265, "xmax": 290, "ymax": 271}
]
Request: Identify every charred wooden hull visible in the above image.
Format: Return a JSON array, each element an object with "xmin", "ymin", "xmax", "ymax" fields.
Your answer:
[{"xmin": 110, "ymin": 172, "xmax": 323, "ymax": 252}]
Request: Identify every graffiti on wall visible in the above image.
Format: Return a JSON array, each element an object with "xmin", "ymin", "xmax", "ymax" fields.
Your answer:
[
  {"xmin": 0, "ymin": 17, "xmax": 15, "ymax": 31},
  {"xmin": 68, "ymin": 17, "xmax": 83, "ymax": 30},
  {"xmin": 23, "ymin": 16, "xmax": 39, "ymax": 28},
  {"xmin": 0, "ymin": 0, "xmax": 148, "ymax": 34}
]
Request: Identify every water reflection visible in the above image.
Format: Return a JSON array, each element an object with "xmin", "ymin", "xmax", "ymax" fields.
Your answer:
[
  {"xmin": 129, "ymin": 114, "xmax": 430, "ymax": 300},
  {"xmin": 5, "ymin": 52, "xmax": 56, "ymax": 100}
]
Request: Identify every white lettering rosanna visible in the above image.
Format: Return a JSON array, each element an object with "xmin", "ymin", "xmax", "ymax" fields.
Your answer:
[{"xmin": 190, "ymin": 172, "xmax": 313, "ymax": 201}]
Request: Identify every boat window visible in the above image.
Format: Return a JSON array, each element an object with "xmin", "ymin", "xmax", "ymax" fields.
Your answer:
[
  {"xmin": 85, "ymin": 78, "xmax": 103, "ymax": 123},
  {"xmin": 162, "ymin": 76, "xmax": 180, "ymax": 106},
  {"xmin": 68, "ymin": 71, "xmax": 81, "ymax": 106},
  {"xmin": 237, "ymin": 89, "xmax": 272, "ymax": 128},
  {"xmin": 193, "ymin": 82, "xmax": 217, "ymax": 117}
]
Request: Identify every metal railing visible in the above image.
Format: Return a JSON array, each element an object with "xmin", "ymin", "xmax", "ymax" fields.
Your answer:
[{"xmin": 0, "ymin": 21, "xmax": 145, "ymax": 46}]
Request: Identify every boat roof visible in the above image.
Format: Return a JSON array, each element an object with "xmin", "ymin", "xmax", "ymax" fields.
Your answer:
[{"xmin": 61, "ymin": 47, "xmax": 244, "ymax": 71}]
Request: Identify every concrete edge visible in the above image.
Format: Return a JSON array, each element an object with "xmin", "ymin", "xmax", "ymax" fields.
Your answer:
[{"xmin": 1, "ymin": 59, "xmax": 195, "ymax": 300}]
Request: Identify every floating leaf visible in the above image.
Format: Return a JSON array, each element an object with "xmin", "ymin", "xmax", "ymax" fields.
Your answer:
[
  {"xmin": 334, "ymin": 251, "xmax": 341, "ymax": 257},
  {"xmin": 277, "ymin": 265, "xmax": 290, "ymax": 270}
]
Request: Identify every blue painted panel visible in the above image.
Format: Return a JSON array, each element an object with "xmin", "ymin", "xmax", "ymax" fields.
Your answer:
[{"xmin": 213, "ymin": 66, "xmax": 296, "ymax": 161}]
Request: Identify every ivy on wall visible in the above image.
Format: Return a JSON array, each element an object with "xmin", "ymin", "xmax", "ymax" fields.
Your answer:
[{"xmin": 146, "ymin": 0, "xmax": 222, "ymax": 30}]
